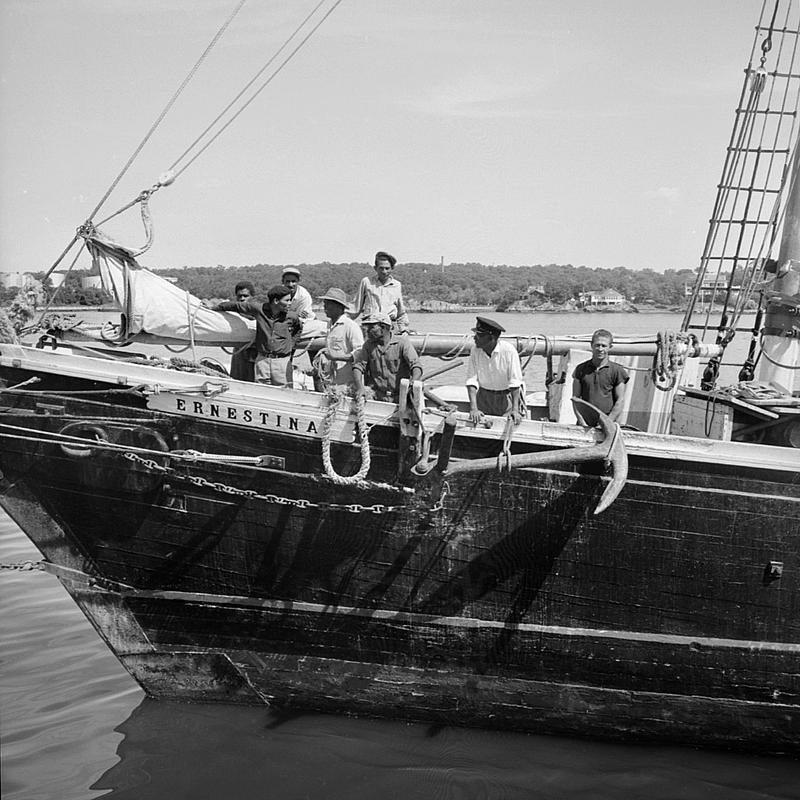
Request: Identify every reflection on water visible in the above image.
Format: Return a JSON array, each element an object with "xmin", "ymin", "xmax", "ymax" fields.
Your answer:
[{"xmin": 91, "ymin": 698, "xmax": 800, "ymax": 800}]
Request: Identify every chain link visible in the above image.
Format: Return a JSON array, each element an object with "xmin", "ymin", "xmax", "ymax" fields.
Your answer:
[
  {"xmin": 123, "ymin": 452, "xmax": 171, "ymax": 472},
  {"xmin": 430, "ymin": 481, "xmax": 450, "ymax": 513},
  {"xmin": 0, "ymin": 560, "xmax": 44, "ymax": 571},
  {"xmin": 122, "ymin": 451, "xmax": 402, "ymax": 514}
]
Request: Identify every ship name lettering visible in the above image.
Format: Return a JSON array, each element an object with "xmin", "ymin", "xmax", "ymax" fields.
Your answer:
[{"xmin": 167, "ymin": 397, "xmax": 317, "ymax": 435}]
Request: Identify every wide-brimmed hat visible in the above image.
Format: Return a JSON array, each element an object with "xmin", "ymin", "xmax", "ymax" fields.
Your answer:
[
  {"xmin": 281, "ymin": 267, "xmax": 301, "ymax": 278},
  {"xmin": 319, "ymin": 287, "xmax": 349, "ymax": 310},
  {"xmin": 361, "ymin": 311, "xmax": 392, "ymax": 327},
  {"xmin": 472, "ymin": 315, "xmax": 505, "ymax": 335}
]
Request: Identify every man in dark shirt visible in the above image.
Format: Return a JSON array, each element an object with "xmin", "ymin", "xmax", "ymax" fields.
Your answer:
[
  {"xmin": 352, "ymin": 311, "xmax": 422, "ymax": 402},
  {"xmin": 228, "ymin": 281, "xmax": 257, "ymax": 381},
  {"xmin": 214, "ymin": 284, "xmax": 302, "ymax": 386},
  {"xmin": 572, "ymin": 328, "xmax": 629, "ymax": 424}
]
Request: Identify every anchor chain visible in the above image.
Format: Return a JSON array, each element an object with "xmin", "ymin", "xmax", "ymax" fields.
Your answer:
[
  {"xmin": 0, "ymin": 560, "xmax": 44, "ymax": 571},
  {"xmin": 122, "ymin": 451, "xmax": 402, "ymax": 514}
]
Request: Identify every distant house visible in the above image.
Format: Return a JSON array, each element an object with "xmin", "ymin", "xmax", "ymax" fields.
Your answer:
[
  {"xmin": 81, "ymin": 276, "xmax": 104, "ymax": 290},
  {"xmin": 516, "ymin": 284, "xmax": 547, "ymax": 304},
  {"xmin": 0, "ymin": 271, "xmax": 36, "ymax": 290},
  {"xmin": 579, "ymin": 289, "xmax": 626, "ymax": 307},
  {"xmin": 529, "ymin": 284, "xmax": 546, "ymax": 299},
  {"xmin": 684, "ymin": 271, "xmax": 739, "ymax": 299}
]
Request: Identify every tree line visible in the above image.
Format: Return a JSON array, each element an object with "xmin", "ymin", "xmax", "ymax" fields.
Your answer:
[
  {"xmin": 155, "ymin": 261, "xmax": 696, "ymax": 308},
  {"xmin": 3, "ymin": 261, "xmax": 697, "ymax": 309}
]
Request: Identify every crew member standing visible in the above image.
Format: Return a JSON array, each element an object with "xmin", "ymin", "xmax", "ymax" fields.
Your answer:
[
  {"xmin": 228, "ymin": 281, "xmax": 257, "ymax": 381},
  {"xmin": 213, "ymin": 284, "xmax": 301, "ymax": 386},
  {"xmin": 281, "ymin": 267, "xmax": 316, "ymax": 322},
  {"xmin": 317, "ymin": 287, "xmax": 363, "ymax": 390},
  {"xmin": 352, "ymin": 311, "xmax": 422, "ymax": 402},
  {"xmin": 572, "ymin": 328, "xmax": 629, "ymax": 424},
  {"xmin": 352, "ymin": 251, "xmax": 409, "ymax": 333},
  {"xmin": 465, "ymin": 316, "xmax": 524, "ymax": 425}
]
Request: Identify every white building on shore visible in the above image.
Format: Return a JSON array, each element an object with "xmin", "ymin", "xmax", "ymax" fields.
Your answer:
[{"xmin": 578, "ymin": 288, "xmax": 626, "ymax": 307}]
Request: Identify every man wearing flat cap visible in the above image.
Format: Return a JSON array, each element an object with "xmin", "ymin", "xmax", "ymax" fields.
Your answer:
[
  {"xmin": 316, "ymin": 287, "xmax": 363, "ymax": 388},
  {"xmin": 352, "ymin": 311, "xmax": 422, "ymax": 402},
  {"xmin": 352, "ymin": 250, "xmax": 409, "ymax": 333},
  {"xmin": 465, "ymin": 316, "xmax": 525, "ymax": 424},
  {"xmin": 281, "ymin": 267, "xmax": 316, "ymax": 322}
]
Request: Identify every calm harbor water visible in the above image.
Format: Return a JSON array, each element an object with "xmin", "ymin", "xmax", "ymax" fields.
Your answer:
[{"xmin": 2, "ymin": 311, "xmax": 799, "ymax": 799}]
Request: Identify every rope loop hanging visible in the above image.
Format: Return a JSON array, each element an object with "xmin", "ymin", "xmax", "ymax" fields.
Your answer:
[{"xmin": 320, "ymin": 389, "xmax": 372, "ymax": 484}]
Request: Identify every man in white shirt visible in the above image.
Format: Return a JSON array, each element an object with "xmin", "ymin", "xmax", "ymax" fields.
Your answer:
[
  {"xmin": 352, "ymin": 251, "xmax": 409, "ymax": 333},
  {"xmin": 281, "ymin": 267, "xmax": 315, "ymax": 321},
  {"xmin": 317, "ymin": 287, "xmax": 363, "ymax": 389},
  {"xmin": 465, "ymin": 316, "xmax": 525, "ymax": 425}
]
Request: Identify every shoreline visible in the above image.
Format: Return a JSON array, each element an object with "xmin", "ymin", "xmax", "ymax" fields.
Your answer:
[{"xmin": 38, "ymin": 305, "xmax": 746, "ymax": 316}]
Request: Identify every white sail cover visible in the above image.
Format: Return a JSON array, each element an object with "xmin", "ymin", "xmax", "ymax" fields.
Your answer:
[
  {"xmin": 87, "ymin": 230, "xmax": 254, "ymax": 345},
  {"xmin": 86, "ymin": 230, "xmax": 325, "ymax": 346}
]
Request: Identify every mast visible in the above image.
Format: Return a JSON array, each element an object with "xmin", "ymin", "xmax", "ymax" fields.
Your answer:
[{"xmin": 758, "ymin": 134, "xmax": 800, "ymax": 393}]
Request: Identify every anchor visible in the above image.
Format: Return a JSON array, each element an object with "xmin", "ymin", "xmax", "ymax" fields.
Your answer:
[{"xmin": 412, "ymin": 398, "xmax": 627, "ymax": 514}]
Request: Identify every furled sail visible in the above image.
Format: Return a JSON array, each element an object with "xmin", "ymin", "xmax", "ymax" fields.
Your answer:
[{"xmin": 86, "ymin": 229, "xmax": 255, "ymax": 345}]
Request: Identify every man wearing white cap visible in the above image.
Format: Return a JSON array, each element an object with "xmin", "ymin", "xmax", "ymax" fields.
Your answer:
[
  {"xmin": 281, "ymin": 267, "xmax": 315, "ymax": 321},
  {"xmin": 352, "ymin": 311, "xmax": 422, "ymax": 402},
  {"xmin": 317, "ymin": 287, "xmax": 363, "ymax": 388}
]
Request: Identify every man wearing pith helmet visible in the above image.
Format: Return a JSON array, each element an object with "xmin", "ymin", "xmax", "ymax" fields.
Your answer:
[
  {"xmin": 352, "ymin": 250, "xmax": 409, "ymax": 333},
  {"xmin": 465, "ymin": 316, "xmax": 525, "ymax": 424},
  {"xmin": 317, "ymin": 287, "xmax": 363, "ymax": 388},
  {"xmin": 281, "ymin": 266, "xmax": 315, "ymax": 321}
]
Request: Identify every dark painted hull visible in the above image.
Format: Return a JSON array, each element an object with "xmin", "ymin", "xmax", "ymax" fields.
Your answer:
[{"xmin": 1, "ymin": 371, "xmax": 798, "ymax": 754}]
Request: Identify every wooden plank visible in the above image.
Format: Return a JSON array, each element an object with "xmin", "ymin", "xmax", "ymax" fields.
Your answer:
[
  {"xmin": 671, "ymin": 395, "xmax": 733, "ymax": 440},
  {"xmin": 682, "ymin": 387, "xmax": 780, "ymax": 419}
]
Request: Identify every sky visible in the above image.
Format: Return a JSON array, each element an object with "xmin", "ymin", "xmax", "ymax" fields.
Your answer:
[{"xmin": 0, "ymin": 1, "xmax": 766, "ymax": 276}]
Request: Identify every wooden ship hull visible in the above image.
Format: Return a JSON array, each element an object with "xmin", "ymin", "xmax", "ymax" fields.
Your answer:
[{"xmin": 1, "ymin": 346, "xmax": 798, "ymax": 753}]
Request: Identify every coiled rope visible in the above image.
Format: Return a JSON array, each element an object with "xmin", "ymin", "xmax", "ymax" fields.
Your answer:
[
  {"xmin": 320, "ymin": 389, "xmax": 371, "ymax": 484},
  {"xmin": 652, "ymin": 330, "xmax": 690, "ymax": 392}
]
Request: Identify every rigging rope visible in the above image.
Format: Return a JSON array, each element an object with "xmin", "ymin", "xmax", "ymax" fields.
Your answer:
[
  {"xmin": 41, "ymin": 0, "xmax": 246, "ymax": 281},
  {"xmin": 41, "ymin": 0, "xmax": 345, "ymax": 284},
  {"xmin": 682, "ymin": 0, "xmax": 800, "ymax": 389},
  {"xmin": 87, "ymin": 0, "xmax": 248, "ymax": 223},
  {"xmin": 168, "ymin": 0, "xmax": 332, "ymax": 174},
  {"xmin": 173, "ymin": 0, "xmax": 345, "ymax": 179}
]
